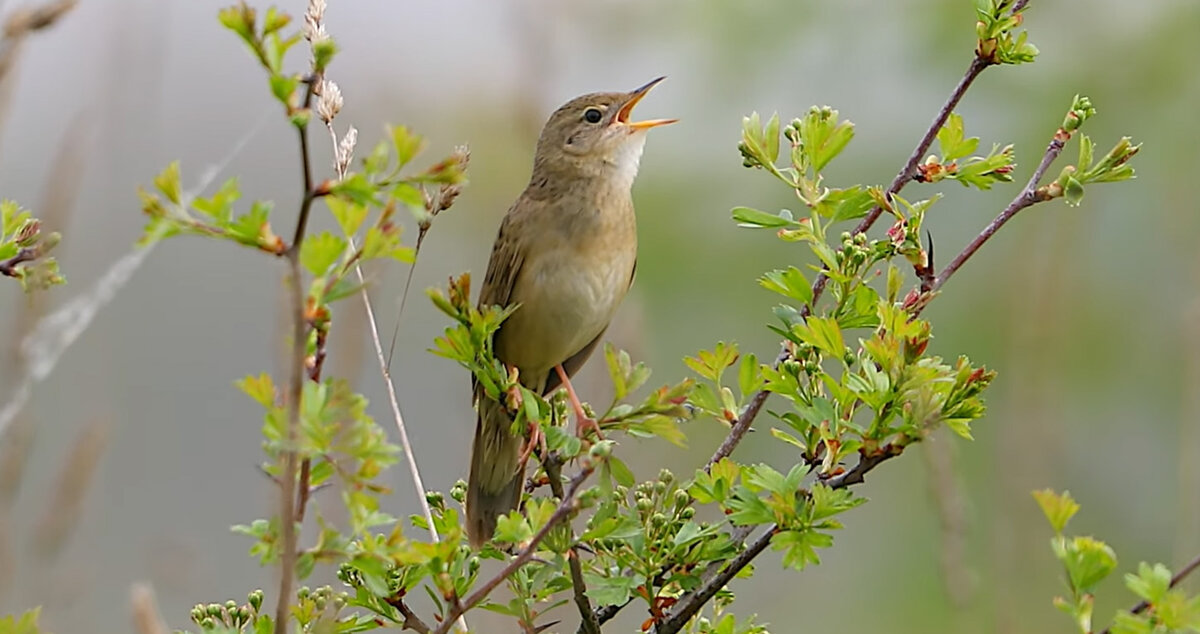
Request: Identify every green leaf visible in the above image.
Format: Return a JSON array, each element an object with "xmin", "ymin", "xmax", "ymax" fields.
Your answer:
[
  {"xmin": 1125, "ymin": 562, "xmax": 1172, "ymax": 605},
  {"xmin": 825, "ymin": 186, "xmax": 875, "ymax": 224},
  {"xmin": 759, "ymin": 267, "xmax": 813, "ymax": 305},
  {"xmin": 769, "ymin": 427, "xmax": 807, "ymax": 451},
  {"xmin": 261, "ymin": 7, "xmax": 290, "ymax": 34},
  {"xmin": 936, "ymin": 113, "xmax": 980, "ymax": 162},
  {"xmin": 1033, "ymin": 489, "xmax": 1080, "ymax": 534},
  {"xmin": 684, "ymin": 342, "xmax": 740, "ymax": 384},
  {"xmin": 798, "ymin": 106, "xmax": 855, "ymax": 173},
  {"xmin": 300, "ymin": 231, "xmax": 346, "ymax": 276},
  {"xmin": 764, "ymin": 112, "xmax": 781, "ymax": 164},
  {"xmin": 608, "ymin": 456, "xmax": 636, "ymax": 487},
  {"xmin": 237, "ymin": 373, "xmax": 276, "ymax": 408},
  {"xmin": 153, "ymin": 161, "xmax": 182, "ymax": 205},
  {"xmin": 582, "ymin": 572, "xmax": 642, "ymax": 606},
  {"xmin": 389, "ymin": 125, "xmax": 426, "ymax": 169},
  {"xmin": 793, "ymin": 316, "xmax": 845, "ymax": 359},
  {"xmin": 1077, "ymin": 134, "xmax": 1094, "ymax": 177},
  {"xmin": 493, "ymin": 511, "xmax": 532, "ymax": 545},
  {"xmin": 0, "ymin": 607, "xmax": 47, "ymax": 634},
  {"xmin": 217, "ymin": 5, "xmax": 256, "ymax": 44},
  {"xmin": 639, "ymin": 415, "xmax": 687, "ymax": 447},
  {"xmin": 738, "ymin": 352, "xmax": 763, "ymax": 398},
  {"xmin": 330, "ymin": 174, "xmax": 378, "ymax": 207},
  {"xmin": 311, "ymin": 37, "xmax": 337, "ymax": 72},
  {"xmin": 732, "ymin": 206, "xmax": 798, "ymax": 228},
  {"xmin": 773, "ymin": 528, "xmax": 833, "ymax": 570},
  {"xmin": 325, "ymin": 196, "xmax": 369, "ymax": 237},
  {"xmin": 392, "ymin": 182, "xmax": 426, "ymax": 216},
  {"xmin": 269, "ymin": 74, "xmax": 299, "ymax": 106}
]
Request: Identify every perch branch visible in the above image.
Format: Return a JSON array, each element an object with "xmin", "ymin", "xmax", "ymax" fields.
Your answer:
[
  {"xmin": 431, "ymin": 463, "xmax": 596, "ymax": 634},
  {"xmin": 545, "ymin": 456, "xmax": 601, "ymax": 634}
]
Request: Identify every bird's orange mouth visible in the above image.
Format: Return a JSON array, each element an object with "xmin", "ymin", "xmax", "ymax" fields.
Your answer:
[{"xmin": 617, "ymin": 76, "xmax": 678, "ymax": 130}]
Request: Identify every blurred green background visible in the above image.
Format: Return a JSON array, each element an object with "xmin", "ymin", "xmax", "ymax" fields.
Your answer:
[{"xmin": 0, "ymin": 0, "xmax": 1197, "ymax": 632}]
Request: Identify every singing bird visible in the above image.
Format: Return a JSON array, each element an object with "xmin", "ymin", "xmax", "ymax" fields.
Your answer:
[{"xmin": 466, "ymin": 77, "xmax": 676, "ymax": 547}]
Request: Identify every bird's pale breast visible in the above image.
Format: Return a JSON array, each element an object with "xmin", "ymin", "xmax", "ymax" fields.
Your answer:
[{"xmin": 496, "ymin": 204, "xmax": 636, "ymax": 381}]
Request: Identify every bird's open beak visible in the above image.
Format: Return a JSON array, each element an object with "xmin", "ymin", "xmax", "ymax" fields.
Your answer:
[{"xmin": 617, "ymin": 76, "xmax": 678, "ymax": 130}]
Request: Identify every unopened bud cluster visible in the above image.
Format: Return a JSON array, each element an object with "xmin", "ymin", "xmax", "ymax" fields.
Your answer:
[
  {"xmin": 189, "ymin": 590, "xmax": 264, "ymax": 631},
  {"xmin": 586, "ymin": 468, "xmax": 702, "ymax": 558}
]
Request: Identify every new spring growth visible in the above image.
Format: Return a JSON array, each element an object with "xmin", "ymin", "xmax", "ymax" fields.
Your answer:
[
  {"xmin": 1044, "ymin": 96, "xmax": 1139, "ymax": 206},
  {"xmin": 974, "ymin": 0, "xmax": 1038, "ymax": 65},
  {"xmin": 0, "ymin": 201, "xmax": 66, "ymax": 291}
]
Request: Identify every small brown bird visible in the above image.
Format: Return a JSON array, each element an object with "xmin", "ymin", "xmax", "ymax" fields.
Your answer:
[{"xmin": 466, "ymin": 77, "xmax": 676, "ymax": 547}]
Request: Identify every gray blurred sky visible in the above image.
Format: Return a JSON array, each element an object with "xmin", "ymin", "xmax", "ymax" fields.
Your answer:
[{"xmin": 0, "ymin": 0, "xmax": 1194, "ymax": 632}]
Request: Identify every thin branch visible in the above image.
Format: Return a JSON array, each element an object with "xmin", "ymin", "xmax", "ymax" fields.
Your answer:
[
  {"xmin": 385, "ymin": 227, "xmax": 427, "ymax": 370},
  {"xmin": 275, "ymin": 76, "xmax": 319, "ymax": 634},
  {"xmin": 393, "ymin": 599, "xmax": 434, "ymax": 634},
  {"xmin": 545, "ymin": 457, "xmax": 601, "ymax": 634},
  {"xmin": 432, "ymin": 463, "xmax": 597, "ymax": 634},
  {"xmin": 344, "ymin": 252, "xmax": 466, "ymax": 633},
  {"xmin": 654, "ymin": 527, "xmax": 774, "ymax": 634},
  {"xmin": 352, "ymin": 271, "xmax": 440, "ymax": 534},
  {"xmin": 287, "ymin": 80, "xmax": 320, "ymax": 253},
  {"xmin": 925, "ymin": 130, "xmax": 1066, "ymax": 298},
  {"xmin": 706, "ymin": 55, "xmax": 993, "ymax": 472},
  {"xmin": 0, "ymin": 246, "xmax": 35, "ymax": 277},
  {"xmin": 1098, "ymin": 551, "xmax": 1200, "ymax": 634},
  {"xmin": 853, "ymin": 56, "xmax": 993, "ymax": 237}
]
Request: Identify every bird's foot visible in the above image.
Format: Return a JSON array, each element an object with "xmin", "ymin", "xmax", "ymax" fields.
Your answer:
[
  {"xmin": 518, "ymin": 419, "xmax": 545, "ymax": 467},
  {"xmin": 576, "ymin": 414, "xmax": 604, "ymax": 441},
  {"xmin": 554, "ymin": 363, "xmax": 604, "ymax": 441}
]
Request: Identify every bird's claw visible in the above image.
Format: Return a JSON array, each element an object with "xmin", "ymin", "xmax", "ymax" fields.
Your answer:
[{"xmin": 519, "ymin": 419, "xmax": 546, "ymax": 466}]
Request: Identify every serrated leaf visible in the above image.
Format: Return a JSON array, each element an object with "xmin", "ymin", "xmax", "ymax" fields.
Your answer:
[
  {"xmin": 493, "ymin": 511, "xmax": 533, "ymax": 545},
  {"xmin": 237, "ymin": 373, "xmax": 276, "ymax": 408},
  {"xmin": 300, "ymin": 231, "xmax": 346, "ymax": 276},
  {"xmin": 738, "ymin": 352, "xmax": 762, "ymax": 397},
  {"xmin": 153, "ymin": 161, "xmax": 182, "ymax": 205},
  {"xmin": 760, "ymin": 266, "xmax": 813, "ymax": 305},
  {"xmin": 389, "ymin": 125, "xmax": 426, "ymax": 169},
  {"xmin": 325, "ymin": 196, "xmax": 368, "ymax": 237}
]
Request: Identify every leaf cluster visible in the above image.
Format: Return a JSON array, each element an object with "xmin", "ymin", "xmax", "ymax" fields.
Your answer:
[
  {"xmin": 0, "ymin": 200, "xmax": 64, "ymax": 292},
  {"xmin": 1036, "ymin": 490, "xmax": 1200, "ymax": 634}
]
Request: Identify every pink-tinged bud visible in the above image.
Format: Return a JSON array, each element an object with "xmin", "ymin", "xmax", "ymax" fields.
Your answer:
[{"xmin": 902, "ymin": 288, "xmax": 922, "ymax": 310}]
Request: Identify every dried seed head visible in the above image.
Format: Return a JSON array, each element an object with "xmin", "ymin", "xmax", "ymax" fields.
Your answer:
[
  {"xmin": 335, "ymin": 126, "xmax": 358, "ymax": 177},
  {"xmin": 303, "ymin": 0, "xmax": 327, "ymax": 42},
  {"xmin": 451, "ymin": 144, "xmax": 471, "ymax": 171},
  {"xmin": 316, "ymin": 79, "xmax": 342, "ymax": 123}
]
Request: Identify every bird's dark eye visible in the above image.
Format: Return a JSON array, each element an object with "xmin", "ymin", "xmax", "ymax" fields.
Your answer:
[{"xmin": 583, "ymin": 108, "xmax": 603, "ymax": 124}]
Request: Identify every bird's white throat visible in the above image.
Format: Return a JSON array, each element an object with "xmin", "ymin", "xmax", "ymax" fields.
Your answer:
[{"xmin": 605, "ymin": 132, "xmax": 648, "ymax": 191}]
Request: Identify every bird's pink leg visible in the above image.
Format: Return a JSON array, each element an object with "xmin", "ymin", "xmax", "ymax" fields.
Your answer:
[{"xmin": 554, "ymin": 364, "xmax": 603, "ymax": 440}]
